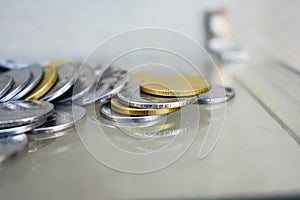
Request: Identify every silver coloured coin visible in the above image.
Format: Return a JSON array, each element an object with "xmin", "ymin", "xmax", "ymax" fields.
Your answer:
[
  {"xmin": 0, "ymin": 68, "xmax": 32, "ymax": 102},
  {"xmin": 0, "ymin": 75, "xmax": 14, "ymax": 99},
  {"xmin": 57, "ymin": 64, "xmax": 97, "ymax": 102},
  {"xmin": 0, "ymin": 100, "xmax": 54, "ymax": 128},
  {"xmin": 197, "ymin": 85, "xmax": 236, "ymax": 104},
  {"xmin": 0, "ymin": 59, "xmax": 40, "ymax": 70},
  {"xmin": 41, "ymin": 63, "xmax": 78, "ymax": 101},
  {"xmin": 100, "ymin": 103, "xmax": 164, "ymax": 123},
  {"xmin": 11, "ymin": 66, "xmax": 43, "ymax": 100},
  {"xmin": 0, "ymin": 118, "xmax": 46, "ymax": 136},
  {"xmin": 75, "ymin": 70, "xmax": 131, "ymax": 106},
  {"xmin": 0, "ymin": 133, "xmax": 28, "ymax": 163},
  {"xmin": 29, "ymin": 104, "xmax": 86, "ymax": 134},
  {"xmin": 118, "ymin": 86, "xmax": 198, "ymax": 109}
]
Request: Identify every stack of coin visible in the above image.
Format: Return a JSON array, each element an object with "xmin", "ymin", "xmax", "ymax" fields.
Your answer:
[{"xmin": 100, "ymin": 72, "xmax": 236, "ymax": 135}]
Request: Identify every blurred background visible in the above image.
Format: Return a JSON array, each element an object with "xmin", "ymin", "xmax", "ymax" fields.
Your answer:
[{"xmin": 0, "ymin": 0, "xmax": 299, "ymax": 70}]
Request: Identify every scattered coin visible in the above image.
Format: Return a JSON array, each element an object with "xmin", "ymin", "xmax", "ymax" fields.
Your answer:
[
  {"xmin": 197, "ymin": 85, "xmax": 236, "ymax": 104},
  {"xmin": 24, "ymin": 66, "xmax": 58, "ymax": 100}
]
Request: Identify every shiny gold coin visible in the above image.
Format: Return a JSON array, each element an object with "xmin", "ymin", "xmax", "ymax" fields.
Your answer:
[
  {"xmin": 24, "ymin": 66, "xmax": 58, "ymax": 100},
  {"xmin": 47, "ymin": 60, "xmax": 73, "ymax": 68},
  {"xmin": 110, "ymin": 98, "xmax": 180, "ymax": 116},
  {"xmin": 140, "ymin": 75, "xmax": 211, "ymax": 97}
]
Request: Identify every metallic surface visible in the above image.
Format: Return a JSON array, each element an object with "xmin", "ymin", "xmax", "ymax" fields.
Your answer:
[
  {"xmin": 24, "ymin": 66, "xmax": 58, "ymax": 100},
  {"xmin": 41, "ymin": 63, "xmax": 77, "ymax": 101},
  {"xmin": 100, "ymin": 103, "xmax": 164, "ymax": 123},
  {"xmin": 12, "ymin": 66, "xmax": 43, "ymax": 100},
  {"xmin": 0, "ymin": 118, "xmax": 46, "ymax": 136},
  {"xmin": 140, "ymin": 75, "xmax": 211, "ymax": 97},
  {"xmin": 118, "ymin": 86, "xmax": 197, "ymax": 109},
  {"xmin": 197, "ymin": 85, "xmax": 236, "ymax": 104},
  {"xmin": 0, "ymin": 68, "xmax": 32, "ymax": 102},
  {"xmin": 57, "ymin": 64, "xmax": 97, "ymax": 102},
  {"xmin": 0, "ymin": 100, "xmax": 54, "ymax": 128},
  {"xmin": 75, "ymin": 70, "xmax": 131, "ymax": 106},
  {"xmin": 0, "ymin": 75, "xmax": 14, "ymax": 99},
  {"xmin": 110, "ymin": 98, "xmax": 180, "ymax": 116},
  {"xmin": 0, "ymin": 133, "xmax": 28, "ymax": 163},
  {"xmin": 29, "ymin": 105, "xmax": 86, "ymax": 134}
]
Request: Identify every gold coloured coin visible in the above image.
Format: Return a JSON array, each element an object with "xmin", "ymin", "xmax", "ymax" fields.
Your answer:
[
  {"xmin": 47, "ymin": 60, "xmax": 73, "ymax": 68},
  {"xmin": 24, "ymin": 66, "xmax": 57, "ymax": 100},
  {"xmin": 110, "ymin": 98, "xmax": 180, "ymax": 116},
  {"xmin": 140, "ymin": 75, "xmax": 211, "ymax": 97}
]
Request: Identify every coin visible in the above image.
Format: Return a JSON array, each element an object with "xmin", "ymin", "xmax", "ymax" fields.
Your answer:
[
  {"xmin": 118, "ymin": 86, "xmax": 197, "ymax": 109},
  {"xmin": 0, "ymin": 118, "xmax": 46, "ymax": 136},
  {"xmin": 75, "ymin": 70, "xmax": 131, "ymax": 106},
  {"xmin": 197, "ymin": 85, "xmax": 236, "ymax": 104},
  {"xmin": 140, "ymin": 75, "xmax": 211, "ymax": 97},
  {"xmin": 41, "ymin": 63, "xmax": 77, "ymax": 101},
  {"xmin": 0, "ymin": 68, "xmax": 32, "ymax": 102},
  {"xmin": 0, "ymin": 100, "xmax": 53, "ymax": 128},
  {"xmin": 46, "ymin": 60, "xmax": 73, "ymax": 68},
  {"xmin": 0, "ymin": 134, "xmax": 28, "ymax": 163},
  {"xmin": 100, "ymin": 103, "xmax": 164, "ymax": 123},
  {"xmin": 24, "ymin": 66, "xmax": 58, "ymax": 100},
  {"xmin": 11, "ymin": 66, "xmax": 43, "ymax": 100},
  {"xmin": 0, "ymin": 75, "xmax": 14, "ymax": 99},
  {"xmin": 0, "ymin": 59, "xmax": 40, "ymax": 70},
  {"xmin": 110, "ymin": 98, "xmax": 180, "ymax": 116},
  {"xmin": 29, "ymin": 104, "xmax": 86, "ymax": 134},
  {"xmin": 56, "ymin": 64, "xmax": 97, "ymax": 102}
]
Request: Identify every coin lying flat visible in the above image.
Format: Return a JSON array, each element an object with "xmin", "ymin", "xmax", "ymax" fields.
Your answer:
[
  {"xmin": 11, "ymin": 66, "xmax": 43, "ymax": 100},
  {"xmin": 140, "ymin": 75, "xmax": 211, "ymax": 97},
  {"xmin": 29, "ymin": 104, "xmax": 86, "ymax": 134},
  {"xmin": 0, "ymin": 118, "xmax": 46, "ymax": 136},
  {"xmin": 41, "ymin": 63, "xmax": 77, "ymax": 101},
  {"xmin": 197, "ymin": 85, "xmax": 236, "ymax": 104},
  {"xmin": 75, "ymin": 69, "xmax": 131, "ymax": 106},
  {"xmin": 100, "ymin": 103, "xmax": 164, "ymax": 123},
  {"xmin": 0, "ymin": 100, "xmax": 53, "ymax": 128},
  {"xmin": 111, "ymin": 98, "xmax": 180, "ymax": 116},
  {"xmin": 0, "ymin": 75, "xmax": 14, "ymax": 99},
  {"xmin": 118, "ymin": 86, "xmax": 197, "ymax": 109},
  {"xmin": 0, "ymin": 134, "xmax": 28, "ymax": 163},
  {"xmin": 57, "ymin": 64, "xmax": 97, "ymax": 102},
  {"xmin": 0, "ymin": 68, "xmax": 32, "ymax": 102},
  {"xmin": 24, "ymin": 66, "xmax": 58, "ymax": 100}
]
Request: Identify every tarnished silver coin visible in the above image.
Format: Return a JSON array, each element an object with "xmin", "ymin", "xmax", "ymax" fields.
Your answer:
[
  {"xmin": 29, "ymin": 104, "xmax": 86, "ymax": 134},
  {"xmin": 0, "ymin": 68, "xmax": 32, "ymax": 102},
  {"xmin": 0, "ymin": 118, "xmax": 46, "ymax": 136},
  {"xmin": 11, "ymin": 66, "xmax": 43, "ymax": 100},
  {"xmin": 41, "ymin": 63, "xmax": 77, "ymax": 101},
  {"xmin": 118, "ymin": 86, "xmax": 198, "ymax": 109},
  {"xmin": 197, "ymin": 85, "xmax": 236, "ymax": 104},
  {"xmin": 75, "ymin": 70, "xmax": 131, "ymax": 106},
  {"xmin": 0, "ymin": 100, "xmax": 53, "ymax": 128},
  {"xmin": 100, "ymin": 103, "xmax": 164, "ymax": 123},
  {"xmin": 57, "ymin": 64, "xmax": 97, "ymax": 102},
  {"xmin": 0, "ymin": 75, "xmax": 14, "ymax": 99},
  {"xmin": 0, "ymin": 133, "xmax": 28, "ymax": 163}
]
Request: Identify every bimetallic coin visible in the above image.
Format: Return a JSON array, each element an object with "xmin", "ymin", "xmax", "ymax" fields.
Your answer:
[
  {"xmin": 140, "ymin": 75, "xmax": 211, "ymax": 97},
  {"xmin": 197, "ymin": 85, "xmax": 236, "ymax": 104},
  {"xmin": 0, "ymin": 118, "xmax": 46, "ymax": 136},
  {"xmin": 0, "ymin": 68, "xmax": 32, "ymax": 102},
  {"xmin": 0, "ymin": 75, "xmax": 14, "ymax": 99},
  {"xmin": 75, "ymin": 70, "xmax": 131, "ymax": 106},
  {"xmin": 29, "ymin": 104, "xmax": 86, "ymax": 134},
  {"xmin": 11, "ymin": 66, "xmax": 43, "ymax": 100},
  {"xmin": 24, "ymin": 66, "xmax": 57, "ymax": 100},
  {"xmin": 0, "ymin": 100, "xmax": 53, "ymax": 128},
  {"xmin": 57, "ymin": 64, "xmax": 97, "ymax": 102},
  {"xmin": 0, "ymin": 134, "xmax": 28, "ymax": 163},
  {"xmin": 100, "ymin": 103, "xmax": 164, "ymax": 123},
  {"xmin": 118, "ymin": 86, "xmax": 197, "ymax": 109},
  {"xmin": 41, "ymin": 63, "xmax": 78, "ymax": 101},
  {"xmin": 111, "ymin": 98, "xmax": 180, "ymax": 116}
]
